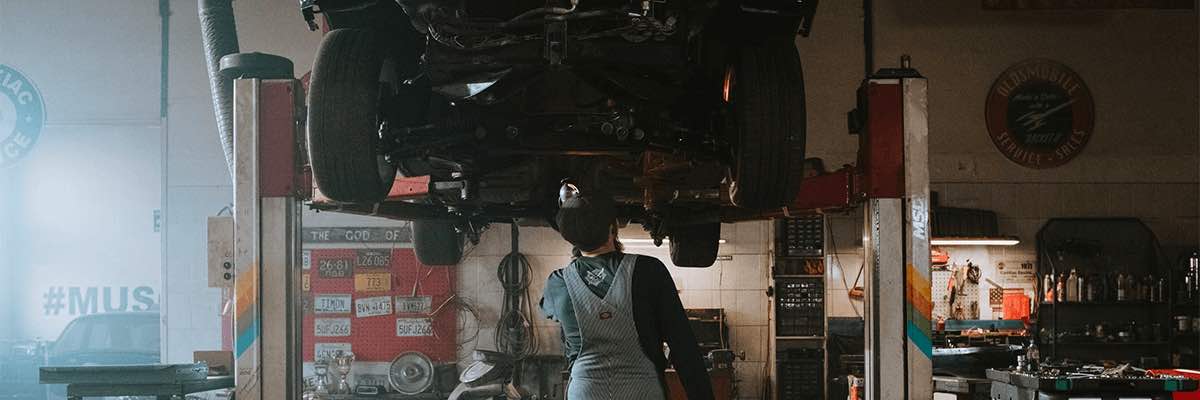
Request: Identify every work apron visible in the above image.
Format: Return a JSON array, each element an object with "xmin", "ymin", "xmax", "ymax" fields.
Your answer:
[{"xmin": 565, "ymin": 254, "xmax": 666, "ymax": 400}]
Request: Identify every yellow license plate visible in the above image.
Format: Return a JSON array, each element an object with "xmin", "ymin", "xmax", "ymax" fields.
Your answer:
[{"xmin": 355, "ymin": 272, "xmax": 391, "ymax": 292}]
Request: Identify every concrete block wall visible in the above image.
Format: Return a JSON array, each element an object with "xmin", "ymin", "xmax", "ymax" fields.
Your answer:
[{"xmin": 457, "ymin": 221, "xmax": 772, "ymax": 400}]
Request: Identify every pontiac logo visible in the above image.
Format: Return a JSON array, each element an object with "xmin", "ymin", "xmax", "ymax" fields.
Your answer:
[
  {"xmin": 0, "ymin": 64, "xmax": 44, "ymax": 168},
  {"xmin": 985, "ymin": 59, "xmax": 1094, "ymax": 169}
]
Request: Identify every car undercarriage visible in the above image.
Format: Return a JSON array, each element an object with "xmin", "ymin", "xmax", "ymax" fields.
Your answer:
[{"xmin": 298, "ymin": 0, "xmax": 816, "ymax": 266}]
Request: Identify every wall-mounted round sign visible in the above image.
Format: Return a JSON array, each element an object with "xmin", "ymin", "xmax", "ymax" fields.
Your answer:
[
  {"xmin": 985, "ymin": 59, "xmax": 1093, "ymax": 169},
  {"xmin": 0, "ymin": 64, "xmax": 45, "ymax": 168}
]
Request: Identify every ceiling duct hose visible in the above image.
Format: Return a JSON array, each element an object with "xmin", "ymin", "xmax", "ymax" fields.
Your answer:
[{"xmin": 199, "ymin": 0, "xmax": 240, "ymax": 181}]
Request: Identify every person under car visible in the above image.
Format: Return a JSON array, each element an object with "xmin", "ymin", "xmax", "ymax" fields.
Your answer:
[{"xmin": 540, "ymin": 187, "xmax": 714, "ymax": 400}]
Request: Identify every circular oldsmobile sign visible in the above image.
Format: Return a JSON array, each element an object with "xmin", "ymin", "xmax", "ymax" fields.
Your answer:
[
  {"xmin": 985, "ymin": 59, "xmax": 1094, "ymax": 169},
  {"xmin": 0, "ymin": 64, "xmax": 45, "ymax": 168}
]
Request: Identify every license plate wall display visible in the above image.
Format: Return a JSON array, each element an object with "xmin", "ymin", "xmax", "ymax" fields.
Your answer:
[{"xmin": 303, "ymin": 248, "xmax": 457, "ymax": 363}]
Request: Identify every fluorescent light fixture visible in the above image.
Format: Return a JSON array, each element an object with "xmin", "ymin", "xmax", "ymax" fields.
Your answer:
[
  {"xmin": 930, "ymin": 237, "xmax": 1020, "ymax": 246},
  {"xmin": 622, "ymin": 238, "xmax": 727, "ymax": 246}
]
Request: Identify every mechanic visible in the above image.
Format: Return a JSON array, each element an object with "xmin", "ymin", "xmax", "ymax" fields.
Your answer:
[{"xmin": 540, "ymin": 189, "xmax": 714, "ymax": 400}]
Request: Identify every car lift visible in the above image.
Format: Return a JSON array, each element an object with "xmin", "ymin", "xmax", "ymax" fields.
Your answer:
[{"xmin": 215, "ymin": 57, "xmax": 931, "ymax": 400}]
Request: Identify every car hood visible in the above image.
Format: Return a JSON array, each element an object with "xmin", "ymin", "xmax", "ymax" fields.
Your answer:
[{"xmin": 46, "ymin": 351, "xmax": 160, "ymax": 367}]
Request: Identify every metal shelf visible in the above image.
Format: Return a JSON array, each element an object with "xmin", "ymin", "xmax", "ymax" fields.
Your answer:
[{"xmin": 776, "ymin": 336, "xmax": 826, "ymax": 340}]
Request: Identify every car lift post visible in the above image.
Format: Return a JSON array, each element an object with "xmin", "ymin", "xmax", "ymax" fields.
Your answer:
[
  {"xmin": 230, "ymin": 76, "xmax": 306, "ymax": 400},
  {"xmin": 858, "ymin": 65, "xmax": 933, "ymax": 400}
]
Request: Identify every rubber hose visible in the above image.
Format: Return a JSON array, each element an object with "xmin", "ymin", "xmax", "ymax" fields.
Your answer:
[{"xmin": 198, "ymin": 0, "xmax": 240, "ymax": 182}]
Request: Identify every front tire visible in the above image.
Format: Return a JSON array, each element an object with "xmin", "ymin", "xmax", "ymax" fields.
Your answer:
[
  {"xmin": 307, "ymin": 29, "xmax": 396, "ymax": 203},
  {"xmin": 669, "ymin": 222, "xmax": 721, "ymax": 268},
  {"xmin": 414, "ymin": 220, "xmax": 464, "ymax": 265},
  {"xmin": 727, "ymin": 37, "xmax": 807, "ymax": 210}
]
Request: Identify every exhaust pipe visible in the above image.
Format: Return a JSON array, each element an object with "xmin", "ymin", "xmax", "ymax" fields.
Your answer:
[{"xmin": 199, "ymin": 0, "xmax": 240, "ymax": 181}]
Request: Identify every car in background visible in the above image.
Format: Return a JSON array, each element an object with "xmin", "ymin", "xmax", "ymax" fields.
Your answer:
[
  {"xmin": 42, "ymin": 312, "xmax": 161, "ymax": 400},
  {"xmin": 298, "ymin": 0, "xmax": 817, "ymax": 268}
]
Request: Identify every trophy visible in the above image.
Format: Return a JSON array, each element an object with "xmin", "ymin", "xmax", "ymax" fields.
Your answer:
[
  {"xmin": 331, "ymin": 350, "xmax": 356, "ymax": 394},
  {"xmin": 312, "ymin": 360, "xmax": 331, "ymax": 397}
]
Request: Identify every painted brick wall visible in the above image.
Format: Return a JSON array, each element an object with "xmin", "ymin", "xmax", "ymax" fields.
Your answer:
[{"xmin": 804, "ymin": 2, "xmax": 1199, "ymax": 318}]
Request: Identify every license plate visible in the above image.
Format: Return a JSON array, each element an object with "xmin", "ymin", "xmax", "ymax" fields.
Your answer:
[
  {"xmin": 356, "ymin": 374, "xmax": 389, "ymax": 388},
  {"xmin": 318, "ymin": 258, "xmax": 354, "ymax": 278},
  {"xmin": 314, "ymin": 294, "xmax": 352, "ymax": 314},
  {"xmin": 314, "ymin": 343, "xmax": 352, "ymax": 361},
  {"xmin": 395, "ymin": 318, "xmax": 433, "ymax": 337},
  {"xmin": 314, "ymin": 318, "xmax": 352, "ymax": 337},
  {"xmin": 355, "ymin": 272, "xmax": 391, "ymax": 292},
  {"xmin": 355, "ymin": 296, "xmax": 393, "ymax": 318},
  {"xmin": 356, "ymin": 249, "xmax": 392, "ymax": 268},
  {"xmin": 394, "ymin": 296, "xmax": 433, "ymax": 314}
]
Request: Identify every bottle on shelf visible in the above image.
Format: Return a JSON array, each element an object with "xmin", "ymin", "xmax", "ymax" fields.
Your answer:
[
  {"xmin": 1066, "ymin": 270, "xmax": 1079, "ymax": 302},
  {"xmin": 1086, "ymin": 273, "xmax": 1098, "ymax": 303},
  {"xmin": 1077, "ymin": 272, "xmax": 1086, "ymax": 303},
  {"xmin": 1044, "ymin": 274, "xmax": 1055, "ymax": 304},
  {"xmin": 1113, "ymin": 272, "xmax": 1123, "ymax": 300},
  {"xmin": 1157, "ymin": 277, "xmax": 1167, "ymax": 304},
  {"xmin": 1056, "ymin": 274, "xmax": 1066, "ymax": 303}
]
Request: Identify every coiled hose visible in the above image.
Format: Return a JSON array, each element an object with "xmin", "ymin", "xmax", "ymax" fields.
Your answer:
[{"xmin": 495, "ymin": 224, "xmax": 539, "ymax": 360}]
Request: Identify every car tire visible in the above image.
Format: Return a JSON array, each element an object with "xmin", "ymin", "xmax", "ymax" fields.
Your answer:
[
  {"xmin": 414, "ymin": 220, "xmax": 464, "ymax": 265},
  {"xmin": 669, "ymin": 222, "xmax": 721, "ymax": 268},
  {"xmin": 728, "ymin": 36, "xmax": 806, "ymax": 210},
  {"xmin": 307, "ymin": 29, "xmax": 396, "ymax": 203}
]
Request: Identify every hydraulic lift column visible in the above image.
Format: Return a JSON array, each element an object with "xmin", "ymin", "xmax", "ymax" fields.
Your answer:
[
  {"xmin": 859, "ymin": 66, "xmax": 933, "ymax": 400},
  {"xmin": 230, "ymin": 75, "xmax": 305, "ymax": 400}
]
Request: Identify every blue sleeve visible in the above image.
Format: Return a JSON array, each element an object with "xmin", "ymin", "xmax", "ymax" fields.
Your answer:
[{"xmin": 540, "ymin": 269, "xmax": 568, "ymax": 321}]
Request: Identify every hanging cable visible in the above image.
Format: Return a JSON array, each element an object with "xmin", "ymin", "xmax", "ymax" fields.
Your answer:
[{"xmin": 495, "ymin": 223, "xmax": 539, "ymax": 360}]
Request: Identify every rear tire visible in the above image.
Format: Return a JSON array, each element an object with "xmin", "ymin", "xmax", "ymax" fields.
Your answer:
[
  {"xmin": 669, "ymin": 222, "xmax": 720, "ymax": 268},
  {"xmin": 414, "ymin": 220, "xmax": 464, "ymax": 265},
  {"xmin": 307, "ymin": 29, "xmax": 396, "ymax": 203},
  {"xmin": 728, "ymin": 37, "xmax": 806, "ymax": 210}
]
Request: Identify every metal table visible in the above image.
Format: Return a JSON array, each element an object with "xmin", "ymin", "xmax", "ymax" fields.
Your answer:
[
  {"xmin": 933, "ymin": 375, "xmax": 991, "ymax": 400},
  {"xmin": 64, "ymin": 375, "xmax": 234, "ymax": 400}
]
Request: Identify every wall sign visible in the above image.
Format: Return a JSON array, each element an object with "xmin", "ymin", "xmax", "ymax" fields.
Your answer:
[
  {"xmin": 0, "ymin": 64, "xmax": 45, "ymax": 168},
  {"xmin": 985, "ymin": 58, "xmax": 1094, "ymax": 169},
  {"xmin": 303, "ymin": 227, "xmax": 412, "ymax": 243}
]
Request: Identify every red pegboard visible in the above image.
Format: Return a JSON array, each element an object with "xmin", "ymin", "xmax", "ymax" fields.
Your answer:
[{"xmin": 302, "ymin": 248, "xmax": 458, "ymax": 363}]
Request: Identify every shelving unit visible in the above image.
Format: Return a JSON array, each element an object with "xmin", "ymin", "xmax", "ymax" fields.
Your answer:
[
  {"xmin": 1035, "ymin": 218, "xmax": 1169, "ymax": 367},
  {"xmin": 771, "ymin": 215, "xmax": 827, "ymax": 400},
  {"xmin": 1168, "ymin": 249, "xmax": 1200, "ymax": 368}
]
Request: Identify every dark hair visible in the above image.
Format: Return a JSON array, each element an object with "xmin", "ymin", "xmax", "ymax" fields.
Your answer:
[{"xmin": 556, "ymin": 196, "xmax": 617, "ymax": 252}]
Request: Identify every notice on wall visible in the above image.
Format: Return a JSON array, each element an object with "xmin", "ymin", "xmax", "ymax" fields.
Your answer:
[
  {"xmin": 355, "ymin": 272, "xmax": 392, "ymax": 292},
  {"xmin": 302, "ymin": 274, "xmax": 310, "ymax": 292},
  {"xmin": 996, "ymin": 261, "xmax": 1037, "ymax": 285},
  {"xmin": 314, "ymin": 294, "xmax": 353, "ymax": 314},
  {"xmin": 302, "ymin": 250, "xmax": 312, "ymax": 270},
  {"xmin": 394, "ymin": 296, "xmax": 433, "ymax": 314},
  {"xmin": 355, "ymin": 296, "xmax": 393, "ymax": 318},
  {"xmin": 395, "ymin": 318, "xmax": 434, "ymax": 337},
  {"xmin": 318, "ymin": 258, "xmax": 354, "ymax": 278},
  {"xmin": 315, "ymin": 318, "xmax": 352, "ymax": 337},
  {"xmin": 356, "ymin": 249, "xmax": 392, "ymax": 268},
  {"xmin": 303, "ymin": 227, "xmax": 413, "ymax": 244},
  {"xmin": 314, "ymin": 342, "xmax": 352, "ymax": 361}
]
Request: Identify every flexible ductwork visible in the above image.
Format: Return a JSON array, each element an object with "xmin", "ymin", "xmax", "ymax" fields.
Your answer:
[{"xmin": 199, "ymin": 0, "xmax": 240, "ymax": 181}]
